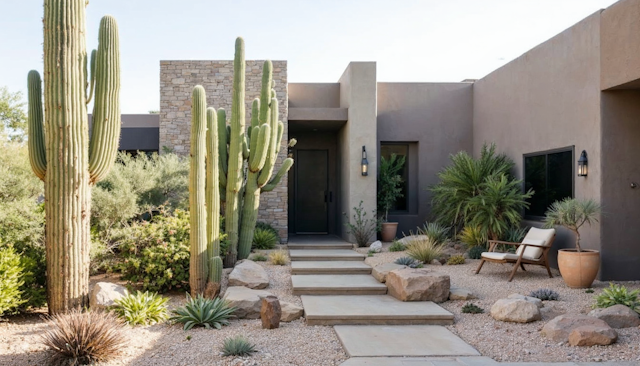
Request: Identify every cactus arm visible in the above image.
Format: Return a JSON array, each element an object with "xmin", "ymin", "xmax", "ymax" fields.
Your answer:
[
  {"xmin": 205, "ymin": 106, "xmax": 221, "ymax": 286},
  {"xmin": 86, "ymin": 49, "xmax": 96, "ymax": 104},
  {"xmin": 217, "ymin": 109, "xmax": 228, "ymax": 190},
  {"xmin": 257, "ymin": 98, "xmax": 279, "ymax": 186},
  {"xmin": 259, "ymin": 61, "xmax": 272, "ymax": 125},
  {"xmin": 88, "ymin": 16, "xmax": 121, "ymax": 184},
  {"xmin": 242, "ymin": 135, "xmax": 250, "ymax": 159},
  {"xmin": 249, "ymin": 124, "xmax": 270, "ymax": 172},
  {"xmin": 27, "ymin": 70, "xmax": 46, "ymax": 181},
  {"xmin": 262, "ymin": 157, "xmax": 294, "ymax": 192}
]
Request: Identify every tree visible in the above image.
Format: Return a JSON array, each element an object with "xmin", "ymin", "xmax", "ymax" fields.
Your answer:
[{"xmin": 0, "ymin": 87, "xmax": 27, "ymax": 142}]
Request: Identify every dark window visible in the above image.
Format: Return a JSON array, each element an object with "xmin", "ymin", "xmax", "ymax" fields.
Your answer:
[
  {"xmin": 380, "ymin": 143, "xmax": 409, "ymax": 211},
  {"xmin": 524, "ymin": 148, "xmax": 574, "ymax": 218}
]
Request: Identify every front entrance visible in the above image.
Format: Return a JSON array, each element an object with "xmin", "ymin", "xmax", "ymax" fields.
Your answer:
[{"xmin": 295, "ymin": 149, "xmax": 329, "ymax": 233}]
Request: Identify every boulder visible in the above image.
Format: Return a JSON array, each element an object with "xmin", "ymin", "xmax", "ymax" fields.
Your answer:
[
  {"xmin": 430, "ymin": 259, "xmax": 443, "ymax": 266},
  {"xmin": 491, "ymin": 299, "xmax": 541, "ymax": 323},
  {"xmin": 260, "ymin": 296, "xmax": 281, "ymax": 329},
  {"xmin": 541, "ymin": 314, "xmax": 612, "ymax": 342},
  {"xmin": 90, "ymin": 282, "xmax": 128, "ymax": 310},
  {"xmin": 224, "ymin": 286, "xmax": 274, "ymax": 319},
  {"xmin": 588, "ymin": 305, "xmax": 640, "ymax": 329},
  {"xmin": 228, "ymin": 260, "xmax": 269, "ymax": 289},
  {"xmin": 507, "ymin": 293, "xmax": 543, "ymax": 308},
  {"xmin": 372, "ymin": 263, "xmax": 407, "ymax": 283},
  {"xmin": 568, "ymin": 325, "xmax": 618, "ymax": 346},
  {"xmin": 280, "ymin": 301, "xmax": 304, "ymax": 322},
  {"xmin": 370, "ymin": 241, "xmax": 382, "ymax": 252},
  {"xmin": 386, "ymin": 268, "xmax": 450, "ymax": 303},
  {"xmin": 397, "ymin": 235, "xmax": 428, "ymax": 246},
  {"xmin": 449, "ymin": 287, "xmax": 477, "ymax": 301}
]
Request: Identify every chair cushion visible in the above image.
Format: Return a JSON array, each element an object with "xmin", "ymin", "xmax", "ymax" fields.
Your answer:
[
  {"xmin": 481, "ymin": 252, "xmax": 520, "ymax": 261},
  {"xmin": 516, "ymin": 228, "xmax": 556, "ymax": 260}
]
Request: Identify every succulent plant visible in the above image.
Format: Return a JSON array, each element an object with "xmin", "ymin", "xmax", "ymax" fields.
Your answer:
[
  {"xmin": 529, "ymin": 288, "xmax": 560, "ymax": 301},
  {"xmin": 394, "ymin": 256, "xmax": 423, "ymax": 268},
  {"xmin": 461, "ymin": 303, "xmax": 484, "ymax": 314},
  {"xmin": 447, "ymin": 255, "xmax": 466, "ymax": 265}
]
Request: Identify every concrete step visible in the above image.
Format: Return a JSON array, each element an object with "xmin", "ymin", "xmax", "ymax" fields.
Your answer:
[
  {"xmin": 292, "ymin": 275, "xmax": 387, "ymax": 296},
  {"xmin": 339, "ymin": 356, "xmax": 498, "ymax": 366},
  {"xmin": 289, "ymin": 249, "xmax": 365, "ymax": 261},
  {"xmin": 288, "ymin": 243, "xmax": 354, "ymax": 250},
  {"xmin": 291, "ymin": 261, "xmax": 372, "ymax": 275},
  {"xmin": 302, "ymin": 295, "xmax": 455, "ymax": 326}
]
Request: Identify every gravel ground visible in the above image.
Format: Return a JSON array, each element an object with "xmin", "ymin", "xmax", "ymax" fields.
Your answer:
[
  {"xmin": 0, "ymin": 261, "xmax": 347, "ymax": 366},
  {"xmin": 361, "ymin": 242, "xmax": 640, "ymax": 363}
]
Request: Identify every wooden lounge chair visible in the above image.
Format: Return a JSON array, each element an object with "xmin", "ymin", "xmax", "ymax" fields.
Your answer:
[{"xmin": 475, "ymin": 227, "xmax": 556, "ymax": 282}]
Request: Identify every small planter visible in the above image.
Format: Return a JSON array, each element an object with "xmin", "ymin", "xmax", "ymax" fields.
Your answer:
[
  {"xmin": 380, "ymin": 222, "xmax": 398, "ymax": 242},
  {"xmin": 557, "ymin": 249, "xmax": 600, "ymax": 288}
]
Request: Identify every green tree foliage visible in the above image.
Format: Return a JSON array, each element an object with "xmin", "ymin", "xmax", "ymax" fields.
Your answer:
[
  {"xmin": 377, "ymin": 154, "xmax": 406, "ymax": 221},
  {"xmin": 0, "ymin": 247, "xmax": 25, "ymax": 316},
  {"xmin": 544, "ymin": 198, "xmax": 600, "ymax": 252},
  {"xmin": 0, "ymin": 87, "xmax": 27, "ymax": 142}
]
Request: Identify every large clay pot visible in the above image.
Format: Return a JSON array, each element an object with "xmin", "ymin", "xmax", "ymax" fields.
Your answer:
[
  {"xmin": 380, "ymin": 222, "xmax": 398, "ymax": 242},
  {"xmin": 557, "ymin": 249, "xmax": 600, "ymax": 288}
]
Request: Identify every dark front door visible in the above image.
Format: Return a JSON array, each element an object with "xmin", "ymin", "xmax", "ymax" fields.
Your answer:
[{"xmin": 295, "ymin": 149, "xmax": 329, "ymax": 233}]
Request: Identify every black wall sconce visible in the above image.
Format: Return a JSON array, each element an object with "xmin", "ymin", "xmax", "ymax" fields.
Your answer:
[
  {"xmin": 361, "ymin": 146, "xmax": 369, "ymax": 176},
  {"xmin": 577, "ymin": 150, "xmax": 588, "ymax": 177}
]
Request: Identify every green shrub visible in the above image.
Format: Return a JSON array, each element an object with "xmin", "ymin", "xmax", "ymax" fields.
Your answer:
[
  {"xmin": 458, "ymin": 225, "xmax": 487, "ymax": 248},
  {"xmin": 394, "ymin": 256, "xmax": 423, "ymax": 268},
  {"xmin": 255, "ymin": 222, "xmax": 280, "ymax": 242},
  {"xmin": 388, "ymin": 241, "xmax": 406, "ymax": 252},
  {"xmin": 249, "ymin": 254, "xmax": 268, "ymax": 262},
  {"xmin": 467, "ymin": 245, "xmax": 485, "ymax": 260},
  {"xmin": 344, "ymin": 201, "xmax": 380, "ymax": 247},
  {"xmin": 221, "ymin": 335, "xmax": 257, "ymax": 357},
  {"xmin": 419, "ymin": 222, "xmax": 450, "ymax": 245},
  {"xmin": 461, "ymin": 303, "xmax": 484, "ymax": 314},
  {"xmin": 502, "ymin": 226, "xmax": 528, "ymax": 243},
  {"xmin": 585, "ymin": 288, "xmax": 595, "ymax": 294},
  {"xmin": 593, "ymin": 283, "xmax": 640, "ymax": 314},
  {"xmin": 529, "ymin": 288, "xmax": 559, "ymax": 301},
  {"xmin": 112, "ymin": 291, "xmax": 168, "ymax": 325},
  {"xmin": 252, "ymin": 227, "xmax": 278, "ymax": 250},
  {"xmin": 0, "ymin": 246, "xmax": 25, "ymax": 316},
  {"xmin": 447, "ymin": 255, "xmax": 465, "ymax": 265},
  {"xmin": 170, "ymin": 294, "xmax": 235, "ymax": 330},
  {"xmin": 406, "ymin": 237, "xmax": 444, "ymax": 263},
  {"xmin": 377, "ymin": 154, "xmax": 406, "ymax": 222}
]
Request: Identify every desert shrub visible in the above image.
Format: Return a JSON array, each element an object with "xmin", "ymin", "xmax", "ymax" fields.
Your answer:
[
  {"xmin": 461, "ymin": 303, "xmax": 484, "ymax": 314},
  {"xmin": 0, "ymin": 246, "xmax": 25, "ymax": 316},
  {"xmin": 249, "ymin": 254, "xmax": 268, "ymax": 262},
  {"xmin": 255, "ymin": 222, "xmax": 280, "ymax": 242},
  {"xmin": 502, "ymin": 226, "xmax": 528, "ymax": 243},
  {"xmin": 447, "ymin": 255, "xmax": 465, "ymax": 265},
  {"xmin": 529, "ymin": 288, "xmax": 559, "ymax": 301},
  {"xmin": 221, "ymin": 335, "xmax": 257, "ymax": 357},
  {"xmin": 419, "ymin": 222, "xmax": 450, "ymax": 245},
  {"xmin": 388, "ymin": 240, "xmax": 406, "ymax": 252},
  {"xmin": 458, "ymin": 225, "xmax": 487, "ymax": 248},
  {"xmin": 170, "ymin": 294, "xmax": 235, "ymax": 331},
  {"xmin": 394, "ymin": 256, "xmax": 423, "ymax": 268},
  {"xmin": 268, "ymin": 250, "xmax": 289, "ymax": 266},
  {"xmin": 593, "ymin": 283, "xmax": 640, "ymax": 314},
  {"xmin": 41, "ymin": 310, "xmax": 126, "ymax": 366},
  {"xmin": 585, "ymin": 288, "xmax": 595, "ymax": 294},
  {"xmin": 406, "ymin": 237, "xmax": 444, "ymax": 263},
  {"xmin": 112, "ymin": 291, "xmax": 168, "ymax": 326},
  {"xmin": 344, "ymin": 201, "xmax": 380, "ymax": 247},
  {"xmin": 467, "ymin": 245, "xmax": 485, "ymax": 260},
  {"xmin": 252, "ymin": 227, "xmax": 278, "ymax": 250}
]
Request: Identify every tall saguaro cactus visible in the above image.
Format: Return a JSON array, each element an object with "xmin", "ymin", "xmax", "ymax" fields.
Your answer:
[{"xmin": 27, "ymin": 0, "xmax": 120, "ymax": 314}]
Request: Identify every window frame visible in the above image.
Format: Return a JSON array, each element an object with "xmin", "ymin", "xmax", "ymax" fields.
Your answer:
[
  {"xmin": 379, "ymin": 142, "xmax": 411, "ymax": 214},
  {"xmin": 522, "ymin": 146, "xmax": 575, "ymax": 221}
]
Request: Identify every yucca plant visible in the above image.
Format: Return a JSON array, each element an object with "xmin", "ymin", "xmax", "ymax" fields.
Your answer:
[
  {"xmin": 252, "ymin": 227, "xmax": 278, "ymax": 250},
  {"xmin": 169, "ymin": 294, "xmax": 235, "ymax": 330},
  {"xmin": 268, "ymin": 250, "xmax": 289, "ymax": 266},
  {"xmin": 501, "ymin": 225, "xmax": 529, "ymax": 243},
  {"xmin": 593, "ymin": 283, "xmax": 640, "ymax": 314},
  {"xmin": 418, "ymin": 222, "xmax": 450, "ymax": 245},
  {"xmin": 41, "ymin": 310, "xmax": 126, "ymax": 365},
  {"xmin": 544, "ymin": 198, "xmax": 601, "ymax": 252},
  {"xmin": 406, "ymin": 237, "xmax": 444, "ymax": 263},
  {"xmin": 458, "ymin": 225, "xmax": 487, "ymax": 248},
  {"xmin": 112, "ymin": 291, "xmax": 168, "ymax": 325},
  {"xmin": 221, "ymin": 335, "xmax": 257, "ymax": 357}
]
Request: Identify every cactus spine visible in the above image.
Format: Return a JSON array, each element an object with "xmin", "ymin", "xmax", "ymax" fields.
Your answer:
[{"xmin": 27, "ymin": 0, "xmax": 120, "ymax": 314}]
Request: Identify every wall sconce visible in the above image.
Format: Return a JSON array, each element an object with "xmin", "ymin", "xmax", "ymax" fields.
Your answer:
[
  {"xmin": 361, "ymin": 146, "xmax": 369, "ymax": 176},
  {"xmin": 577, "ymin": 150, "xmax": 588, "ymax": 177}
]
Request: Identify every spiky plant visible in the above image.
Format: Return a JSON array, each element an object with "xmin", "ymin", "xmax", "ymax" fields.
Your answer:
[
  {"xmin": 221, "ymin": 335, "xmax": 257, "ymax": 357},
  {"xmin": 268, "ymin": 250, "xmax": 289, "ymax": 266},
  {"xmin": 419, "ymin": 222, "xmax": 450, "ymax": 245},
  {"xmin": 394, "ymin": 256, "xmax": 423, "ymax": 268},
  {"xmin": 388, "ymin": 241, "xmax": 406, "ymax": 252},
  {"xmin": 41, "ymin": 310, "xmax": 126, "ymax": 365},
  {"xmin": 249, "ymin": 254, "xmax": 268, "ymax": 262},
  {"xmin": 447, "ymin": 255, "xmax": 466, "ymax": 265},
  {"xmin": 461, "ymin": 303, "xmax": 484, "ymax": 314},
  {"xmin": 112, "ymin": 291, "xmax": 168, "ymax": 325},
  {"xmin": 544, "ymin": 198, "xmax": 601, "ymax": 252},
  {"xmin": 406, "ymin": 237, "xmax": 444, "ymax": 264},
  {"xmin": 593, "ymin": 283, "xmax": 640, "ymax": 314},
  {"xmin": 458, "ymin": 225, "xmax": 487, "ymax": 248},
  {"xmin": 529, "ymin": 289, "xmax": 559, "ymax": 301},
  {"xmin": 252, "ymin": 227, "xmax": 278, "ymax": 250},
  {"xmin": 502, "ymin": 226, "xmax": 529, "ymax": 243},
  {"xmin": 170, "ymin": 294, "xmax": 235, "ymax": 330}
]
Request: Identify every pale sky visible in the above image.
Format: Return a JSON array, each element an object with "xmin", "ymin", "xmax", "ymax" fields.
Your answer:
[{"xmin": 0, "ymin": 0, "xmax": 618, "ymax": 113}]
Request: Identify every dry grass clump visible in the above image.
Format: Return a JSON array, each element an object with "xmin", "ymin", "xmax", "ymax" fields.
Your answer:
[
  {"xmin": 41, "ymin": 310, "xmax": 126, "ymax": 366},
  {"xmin": 268, "ymin": 250, "xmax": 289, "ymax": 265},
  {"xmin": 406, "ymin": 237, "xmax": 444, "ymax": 263}
]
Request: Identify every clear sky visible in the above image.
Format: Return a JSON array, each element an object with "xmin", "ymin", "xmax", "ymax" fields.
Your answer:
[{"xmin": 0, "ymin": 0, "xmax": 617, "ymax": 113}]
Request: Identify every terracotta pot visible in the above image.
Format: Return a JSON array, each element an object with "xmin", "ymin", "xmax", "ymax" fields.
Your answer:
[
  {"xmin": 557, "ymin": 249, "xmax": 600, "ymax": 288},
  {"xmin": 380, "ymin": 222, "xmax": 398, "ymax": 242}
]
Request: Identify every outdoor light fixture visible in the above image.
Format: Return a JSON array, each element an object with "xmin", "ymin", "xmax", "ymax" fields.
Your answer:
[
  {"xmin": 361, "ymin": 146, "xmax": 369, "ymax": 176},
  {"xmin": 577, "ymin": 150, "xmax": 588, "ymax": 177}
]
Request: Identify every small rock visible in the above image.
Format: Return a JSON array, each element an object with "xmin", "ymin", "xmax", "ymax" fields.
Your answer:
[
  {"xmin": 397, "ymin": 235, "xmax": 428, "ymax": 246},
  {"xmin": 542, "ymin": 314, "xmax": 612, "ymax": 342},
  {"xmin": 508, "ymin": 293, "xmax": 543, "ymax": 308},
  {"xmin": 372, "ymin": 263, "xmax": 407, "ymax": 283},
  {"xmin": 568, "ymin": 325, "xmax": 618, "ymax": 346},
  {"xmin": 260, "ymin": 295, "xmax": 281, "ymax": 329},
  {"xmin": 449, "ymin": 287, "xmax": 477, "ymax": 300},
  {"xmin": 453, "ymin": 244, "xmax": 462, "ymax": 250},
  {"xmin": 224, "ymin": 286, "xmax": 274, "ymax": 319},
  {"xmin": 90, "ymin": 282, "xmax": 127, "ymax": 310},
  {"xmin": 588, "ymin": 305, "xmax": 640, "ymax": 329},
  {"xmin": 369, "ymin": 241, "xmax": 382, "ymax": 252},
  {"xmin": 280, "ymin": 301, "xmax": 304, "ymax": 322},
  {"xmin": 430, "ymin": 259, "xmax": 443, "ymax": 266},
  {"xmin": 386, "ymin": 268, "xmax": 450, "ymax": 303},
  {"xmin": 228, "ymin": 260, "xmax": 269, "ymax": 289},
  {"xmin": 491, "ymin": 298, "xmax": 541, "ymax": 323}
]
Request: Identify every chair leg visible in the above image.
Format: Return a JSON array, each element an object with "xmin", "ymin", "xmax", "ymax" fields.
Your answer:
[
  {"xmin": 508, "ymin": 260, "xmax": 521, "ymax": 282},
  {"xmin": 475, "ymin": 259, "xmax": 486, "ymax": 274},
  {"xmin": 544, "ymin": 260, "xmax": 553, "ymax": 278},
  {"xmin": 520, "ymin": 263, "xmax": 526, "ymax": 271}
]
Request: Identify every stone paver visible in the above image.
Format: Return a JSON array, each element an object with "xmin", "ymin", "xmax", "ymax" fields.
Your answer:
[
  {"xmin": 339, "ymin": 357, "xmax": 497, "ymax": 366},
  {"xmin": 292, "ymin": 275, "xmax": 387, "ymax": 295},
  {"xmin": 289, "ymin": 249, "xmax": 365, "ymax": 261},
  {"xmin": 334, "ymin": 325, "xmax": 480, "ymax": 357},
  {"xmin": 291, "ymin": 261, "xmax": 372, "ymax": 275}
]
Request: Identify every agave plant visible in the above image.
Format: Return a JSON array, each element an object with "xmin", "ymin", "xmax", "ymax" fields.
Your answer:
[
  {"xmin": 112, "ymin": 291, "xmax": 168, "ymax": 325},
  {"xmin": 221, "ymin": 335, "xmax": 257, "ymax": 357},
  {"xmin": 418, "ymin": 222, "xmax": 450, "ymax": 245},
  {"xmin": 169, "ymin": 294, "xmax": 235, "ymax": 330},
  {"xmin": 394, "ymin": 256, "xmax": 423, "ymax": 268}
]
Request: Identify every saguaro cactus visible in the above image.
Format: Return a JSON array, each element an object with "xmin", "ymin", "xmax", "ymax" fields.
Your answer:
[{"xmin": 27, "ymin": 0, "xmax": 120, "ymax": 314}]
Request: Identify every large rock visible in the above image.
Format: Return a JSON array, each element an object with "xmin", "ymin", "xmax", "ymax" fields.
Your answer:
[
  {"xmin": 370, "ymin": 241, "xmax": 382, "ymax": 252},
  {"xmin": 386, "ymin": 268, "xmax": 450, "ymax": 303},
  {"xmin": 507, "ymin": 293, "xmax": 543, "ymax": 308},
  {"xmin": 280, "ymin": 301, "xmax": 304, "ymax": 322},
  {"xmin": 90, "ymin": 282, "xmax": 127, "ymax": 310},
  {"xmin": 224, "ymin": 286, "xmax": 274, "ymax": 319},
  {"xmin": 449, "ymin": 287, "xmax": 477, "ymax": 301},
  {"xmin": 491, "ymin": 299, "xmax": 541, "ymax": 323},
  {"xmin": 228, "ymin": 260, "xmax": 269, "ymax": 289},
  {"xmin": 260, "ymin": 296, "xmax": 281, "ymax": 329},
  {"xmin": 568, "ymin": 325, "xmax": 618, "ymax": 346},
  {"xmin": 541, "ymin": 314, "xmax": 612, "ymax": 342},
  {"xmin": 397, "ymin": 235, "xmax": 428, "ymax": 246},
  {"xmin": 588, "ymin": 305, "xmax": 640, "ymax": 329},
  {"xmin": 372, "ymin": 263, "xmax": 407, "ymax": 283}
]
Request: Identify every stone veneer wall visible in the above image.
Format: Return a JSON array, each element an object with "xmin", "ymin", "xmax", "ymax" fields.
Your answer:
[{"xmin": 160, "ymin": 60, "xmax": 289, "ymax": 242}]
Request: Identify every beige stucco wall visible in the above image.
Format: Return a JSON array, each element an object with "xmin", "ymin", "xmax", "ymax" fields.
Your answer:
[
  {"xmin": 473, "ymin": 12, "xmax": 603, "ymax": 267},
  {"xmin": 289, "ymin": 83, "xmax": 340, "ymax": 108},
  {"xmin": 377, "ymin": 82, "xmax": 474, "ymax": 235},
  {"xmin": 338, "ymin": 62, "xmax": 378, "ymax": 242},
  {"xmin": 601, "ymin": 0, "xmax": 640, "ymax": 89}
]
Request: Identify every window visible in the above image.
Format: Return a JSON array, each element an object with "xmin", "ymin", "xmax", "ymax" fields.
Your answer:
[
  {"xmin": 524, "ymin": 147, "xmax": 574, "ymax": 218},
  {"xmin": 380, "ymin": 143, "xmax": 409, "ymax": 211}
]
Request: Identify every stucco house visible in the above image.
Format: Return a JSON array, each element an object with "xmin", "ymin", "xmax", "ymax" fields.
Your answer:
[{"xmin": 117, "ymin": 0, "xmax": 640, "ymax": 280}]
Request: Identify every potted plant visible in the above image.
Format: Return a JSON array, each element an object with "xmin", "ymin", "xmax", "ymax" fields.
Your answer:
[
  {"xmin": 377, "ymin": 154, "xmax": 406, "ymax": 242},
  {"xmin": 544, "ymin": 198, "xmax": 601, "ymax": 288}
]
